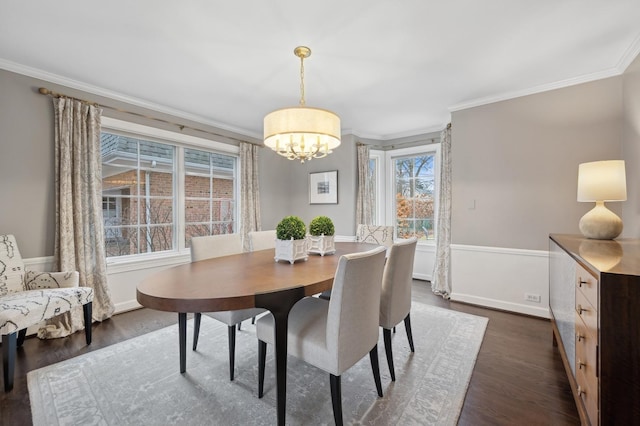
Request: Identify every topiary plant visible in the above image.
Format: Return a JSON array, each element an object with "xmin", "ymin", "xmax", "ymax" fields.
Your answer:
[
  {"xmin": 276, "ymin": 216, "xmax": 307, "ymax": 240},
  {"xmin": 309, "ymin": 216, "xmax": 335, "ymax": 236}
]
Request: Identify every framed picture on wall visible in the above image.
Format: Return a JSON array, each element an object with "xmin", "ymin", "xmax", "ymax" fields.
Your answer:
[{"xmin": 309, "ymin": 170, "xmax": 338, "ymax": 204}]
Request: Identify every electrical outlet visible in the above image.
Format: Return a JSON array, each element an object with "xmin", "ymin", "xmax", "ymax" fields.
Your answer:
[{"xmin": 525, "ymin": 293, "xmax": 541, "ymax": 303}]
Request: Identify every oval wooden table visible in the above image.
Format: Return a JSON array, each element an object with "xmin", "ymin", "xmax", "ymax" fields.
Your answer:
[{"xmin": 137, "ymin": 241, "xmax": 378, "ymax": 426}]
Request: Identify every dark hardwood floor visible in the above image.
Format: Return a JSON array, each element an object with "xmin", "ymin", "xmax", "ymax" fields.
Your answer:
[{"xmin": 1, "ymin": 280, "xmax": 579, "ymax": 425}]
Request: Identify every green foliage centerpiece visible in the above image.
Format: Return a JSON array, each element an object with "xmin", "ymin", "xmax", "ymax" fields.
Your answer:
[
  {"xmin": 307, "ymin": 215, "xmax": 336, "ymax": 256},
  {"xmin": 275, "ymin": 215, "xmax": 309, "ymax": 264}
]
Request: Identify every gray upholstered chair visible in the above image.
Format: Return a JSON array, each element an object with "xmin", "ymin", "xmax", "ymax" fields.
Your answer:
[
  {"xmin": 256, "ymin": 246, "xmax": 387, "ymax": 425},
  {"xmin": 247, "ymin": 230, "xmax": 276, "ymax": 251},
  {"xmin": 0, "ymin": 234, "xmax": 93, "ymax": 392},
  {"xmin": 379, "ymin": 237, "xmax": 418, "ymax": 381},
  {"xmin": 355, "ymin": 224, "xmax": 394, "ymax": 248},
  {"xmin": 190, "ymin": 233, "xmax": 265, "ymax": 381}
]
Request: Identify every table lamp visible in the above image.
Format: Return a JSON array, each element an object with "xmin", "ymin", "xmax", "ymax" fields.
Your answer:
[{"xmin": 577, "ymin": 160, "xmax": 627, "ymax": 240}]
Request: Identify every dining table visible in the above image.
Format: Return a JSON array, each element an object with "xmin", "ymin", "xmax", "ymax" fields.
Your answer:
[{"xmin": 136, "ymin": 241, "xmax": 377, "ymax": 426}]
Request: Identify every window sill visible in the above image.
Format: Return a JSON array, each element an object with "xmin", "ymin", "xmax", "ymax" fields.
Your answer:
[{"xmin": 106, "ymin": 250, "xmax": 191, "ymax": 274}]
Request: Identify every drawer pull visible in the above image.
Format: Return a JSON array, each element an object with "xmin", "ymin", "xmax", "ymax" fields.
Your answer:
[
  {"xmin": 578, "ymin": 277, "xmax": 589, "ymax": 288},
  {"xmin": 577, "ymin": 385, "xmax": 586, "ymax": 397},
  {"xmin": 577, "ymin": 333, "xmax": 585, "ymax": 342},
  {"xmin": 577, "ymin": 304, "xmax": 588, "ymax": 315},
  {"xmin": 578, "ymin": 358, "xmax": 586, "ymax": 370}
]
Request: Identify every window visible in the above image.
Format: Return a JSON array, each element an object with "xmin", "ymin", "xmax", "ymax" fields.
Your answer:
[
  {"xmin": 393, "ymin": 152, "xmax": 436, "ymax": 240},
  {"xmin": 370, "ymin": 144, "xmax": 439, "ymax": 242},
  {"xmin": 101, "ymin": 118, "xmax": 239, "ymax": 259}
]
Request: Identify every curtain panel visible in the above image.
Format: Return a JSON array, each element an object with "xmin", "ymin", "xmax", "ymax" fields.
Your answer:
[
  {"xmin": 431, "ymin": 124, "xmax": 452, "ymax": 298},
  {"xmin": 240, "ymin": 142, "xmax": 261, "ymax": 252},
  {"xmin": 42, "ymin": 97, "xmax": 115, "ymax": 339},
  {"xmin": 355, "ymin": 144, "xmax": 373, "ymax": 226}
]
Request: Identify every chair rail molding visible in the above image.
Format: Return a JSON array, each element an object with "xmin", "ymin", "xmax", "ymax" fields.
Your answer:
[{"xmin": 450, "ymin": 244, "xmax": 550, "ymax": 318}]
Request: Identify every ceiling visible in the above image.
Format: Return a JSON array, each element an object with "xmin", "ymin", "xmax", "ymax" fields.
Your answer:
[{"xmin": 1, "ymin": 1, "xmax": 640, "ymax": 141}]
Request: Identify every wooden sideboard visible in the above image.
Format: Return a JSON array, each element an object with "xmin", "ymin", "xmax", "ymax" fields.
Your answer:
[{"xmin": 549, "ymin": 234, "xmax": 640, "ymax": 425}]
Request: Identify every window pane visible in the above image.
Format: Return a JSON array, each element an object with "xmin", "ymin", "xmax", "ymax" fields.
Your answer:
[
  {"xmin": 393, "ymin": 152, "xmax": 436, "ymax": 241},
  {"xmin": 101, "ymin": 132, "xmax": 176, "ymax": 257},
  {"xmin": 184, "ymin": 148, "xmax": 236, "ymax": 247}
]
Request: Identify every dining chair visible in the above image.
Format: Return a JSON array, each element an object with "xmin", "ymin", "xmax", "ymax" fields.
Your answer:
[
  {"xmin": 256, "ymin": 245, "xmax": 387, "ymax": 425},
  {"xmin": 355, "ymin": 224, "xmax": 394, "ymax": 248},
  {"xmin": 319, "ymin": 225, "xmax": 394, "ymax": 301},
  {"xmin": 0, "ymin": 234, "xmax": 93, "ymax": 392},
  {"xmin": 190, "ymin": 233, "xmax": 265, "ymax": 381},
  {"xmin": 379, "ymin": 237, "xmax": 418, "ymax": 381},
  {"xmin": 247, "ymin": 230, "xmax": 276, "ymax": 251}
]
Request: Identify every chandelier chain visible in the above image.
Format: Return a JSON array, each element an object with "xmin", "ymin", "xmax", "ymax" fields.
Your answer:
[{"xmin": 299, "ymin": 55, "xmax": 305, "ymax": 106}]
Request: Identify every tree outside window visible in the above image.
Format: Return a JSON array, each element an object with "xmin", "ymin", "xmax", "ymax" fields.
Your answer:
[{"xmin": 394, "ymin": 154, "xmax": 435, "ymax": 240}]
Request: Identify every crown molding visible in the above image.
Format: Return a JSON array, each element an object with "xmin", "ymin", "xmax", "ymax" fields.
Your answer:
[
  {"xmin": 350, "ymin": 122, "xmax": 447, "ymax": 141},
  {"xmin": 0, "ymin": 58, "xmax": 263, "ymax": 140},
  {"xmin": 448, "ymin": 66, "xmax": 622, "ymax": 113},
  {"xmin": 617, "ymin": 34, "xmax": 640, "ymax": 72}
]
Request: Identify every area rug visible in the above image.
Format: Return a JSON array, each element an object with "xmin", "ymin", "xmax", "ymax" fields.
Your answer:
[{"xmin": 28, "ymin": 303, "xmax": 488, "ymax": 425}]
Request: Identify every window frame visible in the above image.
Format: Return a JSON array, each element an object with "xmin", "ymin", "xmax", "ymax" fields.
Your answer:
[{"xmin": 101, "ymin": 117, "xmax": 240, "ymax": 266}]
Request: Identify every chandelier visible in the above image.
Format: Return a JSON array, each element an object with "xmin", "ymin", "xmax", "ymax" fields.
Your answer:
[{"xmin": 264, "ymin": 46, "xmax": 341, "ymax": 163}]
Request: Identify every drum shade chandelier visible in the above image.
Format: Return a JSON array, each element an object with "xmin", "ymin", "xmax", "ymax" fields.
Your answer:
[{"xmin": 264, "ymin": 46, "xmax": 341, "ymax": 163}]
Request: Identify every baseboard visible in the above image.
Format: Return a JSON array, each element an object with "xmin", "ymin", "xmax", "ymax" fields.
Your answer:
[
  {"xmin": 450, "ymin": 292, "xmax": 550, "ymax": 318},
  {"xmin": 114, "ymin": 300, "xmax": 143, "ymax": 314}
]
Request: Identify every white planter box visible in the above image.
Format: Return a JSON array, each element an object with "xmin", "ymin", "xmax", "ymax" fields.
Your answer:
[
  {"xmin": 274, "ymin": 239, "xmax": 309, "ymax": 264},
  {"xmin": 307, "ymin": 235, "xmax": 336, "ymax": 256}
]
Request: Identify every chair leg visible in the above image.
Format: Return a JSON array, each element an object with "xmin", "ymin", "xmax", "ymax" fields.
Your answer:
[
  {"xmin": 393, "ymin": 326, "xmax": 396, "ymax": 333},
  {"xmin": 383, "ymin": 328, "xmax": 396, "ymax": 381},
  {"xmin": 16, "ymin": 329, "xmax": 27, "ymax": 348},
  {"xmin": 330, "ymin": 374, "xmax": 343, "ymax": 426},
  {"xmin": 83, "ymin": 302, "xmax": 93, "ymax": 345},
  {"xmin": 404, "ymin": 313, "xmax": 415, "ymax": 352},
  {"xmin": 369, "ymin": 345, "xmax": 383, "ymax": 398},
  {"xmin": 258, "ymin": 339, "xmax": 267, "ymax": 398},
  {"xmin": 228, "ymin": 325, "xmax": 236, "ymax": 381},
  {"xmin": 2, "ymin": 332, "xmax": 17, "ymax": 392},
  {"xmin": 192, "ymin": 313, "xmax": 202, "ymax": 351},
  {"xmin": 237, "ymin": 321, "xmax": 242, "ymax": 331}
]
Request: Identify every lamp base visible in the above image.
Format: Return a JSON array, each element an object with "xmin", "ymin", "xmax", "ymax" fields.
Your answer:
[{"xmin": 579, "ymin": 201, "xmax": 623, "ymax": 240}]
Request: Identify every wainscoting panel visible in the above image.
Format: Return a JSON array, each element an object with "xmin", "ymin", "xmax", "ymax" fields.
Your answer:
[{"xmin": 450, "ymin": 244, "xmax": 550, "ymax": 318}]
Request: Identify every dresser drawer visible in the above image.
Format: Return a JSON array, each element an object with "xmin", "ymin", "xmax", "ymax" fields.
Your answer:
[
  {"xmin": 576, "ymin": 359, "xmax": 599, "ymax": 425},
  {"xmin": 576, "ymin": 263, "xmax": 598, "ymax": 310},
  {"xmin": 575, "ymin": 313, "xmax": 598, "ymax": 379},
  {"xmin": 576, "ymin": 287, "xmax": 597, "ymax": 340}
]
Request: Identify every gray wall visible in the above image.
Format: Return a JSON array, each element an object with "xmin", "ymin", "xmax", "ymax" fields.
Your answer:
[
  {"xmin": 451, "ymin": 76, "xmax": 624, "ymax": 251},
  {"xmin": 259, "ymin": 134, "xmax": 359, "ymax": 236},
  {"xmin": 622, "ymin": 53, "xmax": 640, "ymax": 238},
  {"xmin": 0, "ymin": 70, "xmax": 57, "ymax": 257}
]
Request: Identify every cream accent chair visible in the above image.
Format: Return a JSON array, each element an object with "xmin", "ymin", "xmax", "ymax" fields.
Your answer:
[
  {"xmin": 379, "ymin": 237, "xmax": 418, "ymax": 381},
  {"xmin": 190, "ymin": 234, "xmax": 265, "ymax": 381},
  {"xmin": 355, "ymin": 224, "xmax": 394, "ymax": 248},
  {"xmin": 256, "ymin": 246, "xmax": 387, "ymax": 425},
  {"xmin": 0, "ymin": 234, "xmax": 93, "ymax": 392},
  {"xmin": 247, "ymin": 230, "xmax": 276, "ymax": 251}
]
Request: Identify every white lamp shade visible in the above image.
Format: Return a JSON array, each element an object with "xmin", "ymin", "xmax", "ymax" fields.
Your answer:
[
  {"xmin": 264, "ymin": 106, "xmax": 341, "ymax": 152},
  {"xmin": 577, "ymin": 160, "xmax": 627, "ymax": 202}
]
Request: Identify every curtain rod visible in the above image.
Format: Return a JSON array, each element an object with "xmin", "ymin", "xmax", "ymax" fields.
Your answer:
[{"xmin": 37, "ymin": 87, "xmax": 255, "ymax": 145}]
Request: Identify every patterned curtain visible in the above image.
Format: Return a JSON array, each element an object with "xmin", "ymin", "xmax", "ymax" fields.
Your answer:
[
  {"xmin": 40, "ymin": 97, "xmax": 115, "ymax": 339},
  {"xmin": 355, "ymin": 143, "xmax": 373, "ymax": 226},
  {"xmin": 240, "ymin": 142, "xmax": 261, "ymax": 252},
  {"xmin": 432, "ymin": 124, "xmax": 452, "ymax": 298}
]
